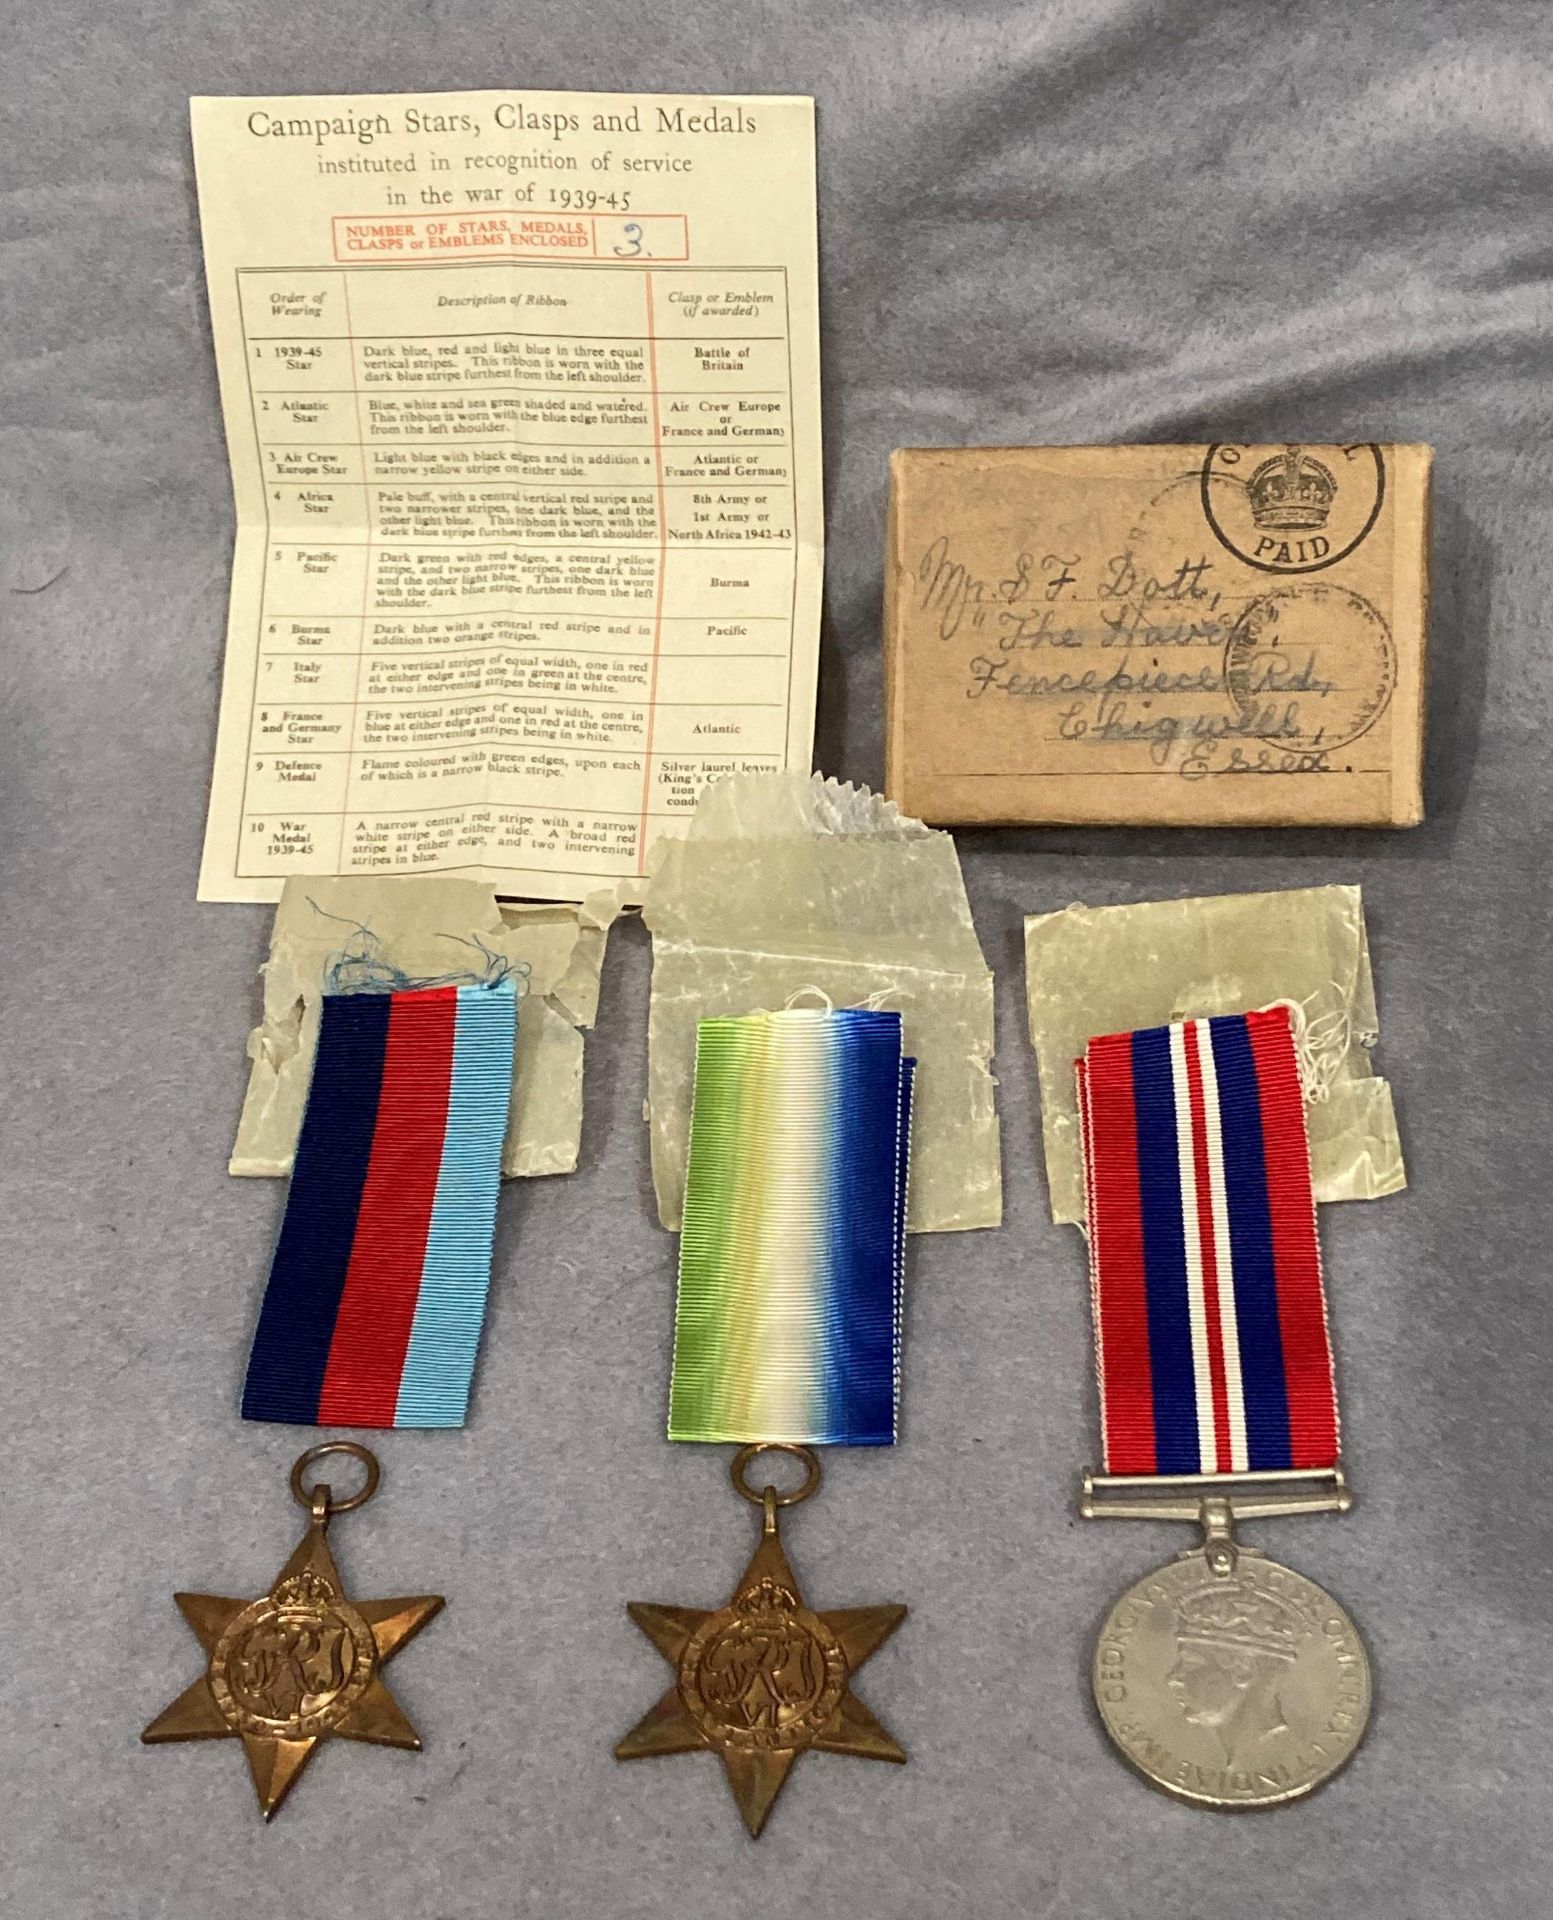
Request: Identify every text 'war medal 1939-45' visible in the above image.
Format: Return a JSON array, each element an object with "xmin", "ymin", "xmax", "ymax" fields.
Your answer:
[
  {"xmin": 142, "ymin": 1444, "xmax": 444, "ymax": 1820},
  {"xmin": 1076, "ymin": 1007, "xmax": 1372, "ymax": 1810},
  {"xmin": 616, "ymin": 1005, "xmax": 915, "ymax": 1836}
]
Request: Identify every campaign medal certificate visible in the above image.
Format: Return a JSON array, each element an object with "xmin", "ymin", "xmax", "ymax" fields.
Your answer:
[{"xmin": 190, "ymin": 90, "xmax": 821, "ymax": 903}]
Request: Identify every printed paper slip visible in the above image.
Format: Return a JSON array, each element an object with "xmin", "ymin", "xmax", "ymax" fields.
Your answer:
[{"xmin": 190, "ymin": 89, "xmax": 821, "ymax": 902}]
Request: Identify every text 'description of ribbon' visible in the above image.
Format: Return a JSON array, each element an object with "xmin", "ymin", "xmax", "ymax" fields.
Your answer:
[
  {"xmin": 669, "ymin": 1007, "xmax": 915, "ymax": 1447},
  {"xmin": 242, "ymin": 981, "xmax": 515, "ymax": 1429}
]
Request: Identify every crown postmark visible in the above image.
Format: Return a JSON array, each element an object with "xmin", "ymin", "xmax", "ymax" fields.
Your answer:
[
  {"xmin": 1201, "ymin": 443, "xmax": 1385, "ymax": 573},
  {"xmin": 1247, "ymin": 447, "xmax": 1336, "ymax": 532}
]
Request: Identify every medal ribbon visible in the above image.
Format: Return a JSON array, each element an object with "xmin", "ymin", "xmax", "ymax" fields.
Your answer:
[
  {"xmin": 669, "ymin": 1007, "xmax": 915, "ymax": 1446},
  {"xmin": 242, "ymin": 980, "xmax": 516, "ymax": 1429},
  {"xmin": 1077, "ymin": 1006, "xmax": 1338, "ymax": 1476}
]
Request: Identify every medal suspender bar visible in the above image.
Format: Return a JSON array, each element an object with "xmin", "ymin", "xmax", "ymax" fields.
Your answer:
[{"xmin": 1076, "ymin": 1006, "xmax": 1372, "ymax": 1810}]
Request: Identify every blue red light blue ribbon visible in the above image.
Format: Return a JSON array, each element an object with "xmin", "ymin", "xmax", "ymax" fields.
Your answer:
[{"xmin": 242, "ymin": 980, "xmax": 516, "ymax": 1429}]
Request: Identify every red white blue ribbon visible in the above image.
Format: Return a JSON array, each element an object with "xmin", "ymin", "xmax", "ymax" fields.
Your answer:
[
  {"xmin": 1077, "ymin": 1006, "xmax": 1338, "ymax": 1476},
  {"xmin": 242, "ymin": 981, "xmax": 516, "ymax": 1429}
]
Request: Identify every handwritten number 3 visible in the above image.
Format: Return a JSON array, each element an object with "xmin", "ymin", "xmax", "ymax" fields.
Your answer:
[{"xmin": 614, "ymin": 222, "xmax": 646, "ymax": 258}]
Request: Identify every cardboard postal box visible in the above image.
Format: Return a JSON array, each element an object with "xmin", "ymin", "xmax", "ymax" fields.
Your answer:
[{"xmin": 882, "ymin": 443, "xmax": 1431, "ymax": 827}]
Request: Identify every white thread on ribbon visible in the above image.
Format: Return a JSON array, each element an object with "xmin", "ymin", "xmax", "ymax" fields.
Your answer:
[
  {"xmin": 1259, "ymin": 996, "xmax": 1350, "ymax": 1106},
  {"xmin": 782, "ymin": 986, "xmax": 835, "ymax": 1012}
]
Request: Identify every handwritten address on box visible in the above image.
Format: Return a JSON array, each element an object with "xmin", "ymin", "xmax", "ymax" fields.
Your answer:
[{"xmin": 883, "ymin": 444, "xmax": 1430, "ymax": 828}]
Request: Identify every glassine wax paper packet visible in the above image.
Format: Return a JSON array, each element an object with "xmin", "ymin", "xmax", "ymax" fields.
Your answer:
[
  {"xmin": 232, "ymin": 876, "xmax": 617, "ymax": 1178},
  {"xmin": 643, "ymin": 772, "xmax": 1001, "ymax": 1233},
  {"xmin": 1024, "ymin": 885, "xmax": 1404, "ymax": 1227}
]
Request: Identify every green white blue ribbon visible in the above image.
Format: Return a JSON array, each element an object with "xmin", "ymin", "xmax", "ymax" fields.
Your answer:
[{"xmin": 668, "ymin": 1007, "xmax": 915, "ymax": 1446}]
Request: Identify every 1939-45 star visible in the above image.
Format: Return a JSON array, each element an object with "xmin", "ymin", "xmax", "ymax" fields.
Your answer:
[{"xmin": 141, "ymin": 1512, "xmax": 443, "ymax": 1820}]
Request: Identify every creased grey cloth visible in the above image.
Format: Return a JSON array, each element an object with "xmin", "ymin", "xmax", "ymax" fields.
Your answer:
[{"xmin": 3, "ymin": 4, "xmax": 1552, "ymax": 1917}]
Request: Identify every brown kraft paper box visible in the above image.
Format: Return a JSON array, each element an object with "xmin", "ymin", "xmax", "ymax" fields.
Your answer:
[{"xmin": 882, "ymin": 443, "xmax": 1431, "ymax": 826}]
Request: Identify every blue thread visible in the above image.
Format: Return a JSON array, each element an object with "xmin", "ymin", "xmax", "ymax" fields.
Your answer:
[{"xmin": 304, "ymin": 899, "xmax": 530, "ymax": 998}]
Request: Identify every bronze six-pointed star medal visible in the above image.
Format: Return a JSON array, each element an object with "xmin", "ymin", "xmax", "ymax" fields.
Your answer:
[
  {"xmin": 617, "ymin": 1448, "xmax": 907, "ymax": 1837},
  {"xmin": 142, "ymin": 1444, "xmax": 443, "ymax": 1820}
]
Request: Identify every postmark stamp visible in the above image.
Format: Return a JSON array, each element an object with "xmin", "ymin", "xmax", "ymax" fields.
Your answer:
[
  {"xmin": 1223, "ymin": 583, "xmax": 1395, "ymax": 752},
  {"xmin": 1200, "ymin": 444, "xmax": 1386, "ymax": 574}
]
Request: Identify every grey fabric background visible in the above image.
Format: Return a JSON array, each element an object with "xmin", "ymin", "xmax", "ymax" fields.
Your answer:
[{"xmin": 3, "ymin": 3, "xmax": 1550, "ymax": 1915}]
